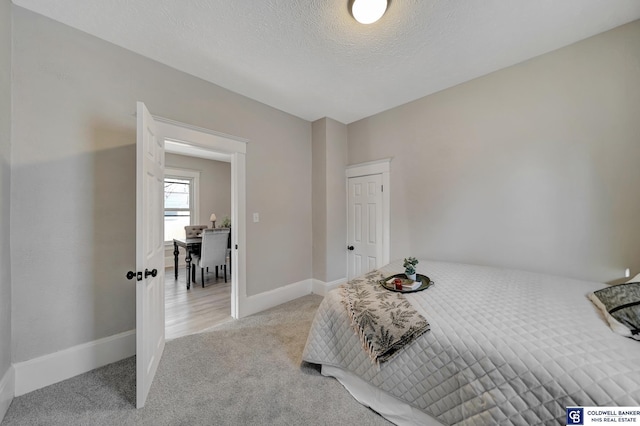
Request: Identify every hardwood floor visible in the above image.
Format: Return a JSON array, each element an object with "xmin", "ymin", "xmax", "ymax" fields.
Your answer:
[{"xmin": 165, "ymin": 266, "xmax": 232, "ymax": 340}]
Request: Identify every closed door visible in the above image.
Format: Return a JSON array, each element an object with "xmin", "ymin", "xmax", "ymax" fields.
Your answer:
[{"xmin": 347, "ymin": 174, "xmax": 383, "ymax": 279}]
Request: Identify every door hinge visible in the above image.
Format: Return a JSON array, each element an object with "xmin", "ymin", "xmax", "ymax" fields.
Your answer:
[{"xmin": 381, "ymin": 185, "xmax": 383, "ymax": 192}]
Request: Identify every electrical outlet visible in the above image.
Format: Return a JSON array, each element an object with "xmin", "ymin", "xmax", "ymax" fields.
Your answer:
[
  {"xmin": 253, "ymin": 213, "xmax": 259, "ymax": 223},
  {"xmin": 625, "ymin": 268, "xmax": 630, "ymax": 278}
]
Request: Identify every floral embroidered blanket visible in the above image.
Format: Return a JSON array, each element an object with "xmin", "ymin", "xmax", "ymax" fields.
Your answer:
[{"xmin": 340, "ymin": 269, "xmax": 430, "ymax": 364}]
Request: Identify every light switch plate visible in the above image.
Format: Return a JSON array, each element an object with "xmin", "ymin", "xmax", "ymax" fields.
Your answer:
[{"xmin": 253, "ymin": 213, "xmax": 259, "ymax": 223}]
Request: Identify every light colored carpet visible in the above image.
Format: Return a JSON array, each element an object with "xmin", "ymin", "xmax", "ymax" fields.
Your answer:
[{"xmin": 2, "ymin": 294, "xmax": 391, "ymax": 425}]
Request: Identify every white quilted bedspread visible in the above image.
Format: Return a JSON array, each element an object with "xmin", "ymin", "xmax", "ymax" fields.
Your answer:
[{"xmin": 302, "ymin": 260, "xmax": 640, "ymax": 425}]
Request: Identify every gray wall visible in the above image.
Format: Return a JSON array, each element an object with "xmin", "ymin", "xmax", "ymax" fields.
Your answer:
[
  {"xmin": 11, "ymin": 7, "xmax": 311, "ymax": 363},
  {"xmin": 324, "ymin": 119, "xmax": 348, "ymax": 282},
  {"xmin": 347, "ymin": 20, "xmax": 640, "ymax": 283},
  {"xmin": 312, "ymin": 118, "xmax": 348, "ymax": 284},
  {"xmin": 0, "ymin": 0, "xmax": 12, "ymax": 394},
  {"xmin": 312, "ymin": 120, "xmax": 327, "ymax": 282}
]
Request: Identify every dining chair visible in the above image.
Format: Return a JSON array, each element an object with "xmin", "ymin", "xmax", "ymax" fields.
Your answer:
[
  {"xmin": 183, "ymin": 225, "xmax": 210, "ymax": 281},
  {"xmin": 184, "ymin": 224, "xmax": 209, "ymax": 239},
  {"xmin": 192, "ymin": 228, "xmax": 231, "ymax": 287}
]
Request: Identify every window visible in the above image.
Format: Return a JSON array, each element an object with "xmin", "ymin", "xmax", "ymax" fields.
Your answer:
[{"xmin": 164, "ymin": 168, "xmax": 200, "ymax": 243}]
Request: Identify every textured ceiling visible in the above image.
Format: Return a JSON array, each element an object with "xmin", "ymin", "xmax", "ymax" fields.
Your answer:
[{"xmin": 12, "ymin": 0, "xmax": 640, "ymax": 124}]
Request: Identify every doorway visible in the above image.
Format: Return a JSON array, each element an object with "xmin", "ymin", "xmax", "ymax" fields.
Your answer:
[
  {"xmin": 154, "ymin": 117, "xmax": 248, "ymax": 320},
  {"xmin": 163, "ymin": 154, "xmax": 233, "ymax": 339}
]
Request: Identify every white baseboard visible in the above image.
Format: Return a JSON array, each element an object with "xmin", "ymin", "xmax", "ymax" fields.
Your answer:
[
  {"xmin": 165, "ymin": 256, "xmax": 187, "ymax": 269},
  {"xmin": 14, "ymin": 330, "xmax": 136, "ymax": 397},
  {"xmin": 239, "ymin": 279, "xmax": 313, "ymax": 318},
  {"xmin": 312, "ymin": 277, "xmax": 346, "ymax": 296},
  {"xmin": 9, "ymin": 276, "xmax": 335, "ymax": 399},
  {"xmin": 0, "ymin": 365, "xmax": 14, "ymax": 423}
]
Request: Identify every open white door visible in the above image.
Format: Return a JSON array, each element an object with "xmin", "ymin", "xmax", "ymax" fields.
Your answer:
[{"xmin": 136, "ymin": 102, "xmax": 165, "ymax": 408}]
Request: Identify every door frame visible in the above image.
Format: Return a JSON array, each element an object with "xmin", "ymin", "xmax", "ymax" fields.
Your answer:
[
  {"xmin": 154, "ymin": 116, "xmax": 248, "ymax": 319},
  {"xmin": 345, "ymin": 158, "xmax": 392, "ymax": 274}
]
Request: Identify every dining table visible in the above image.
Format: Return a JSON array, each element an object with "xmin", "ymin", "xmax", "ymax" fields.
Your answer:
[{"xmin": 173, "ymin": 237, "xmax": 202, "ymax": 289}]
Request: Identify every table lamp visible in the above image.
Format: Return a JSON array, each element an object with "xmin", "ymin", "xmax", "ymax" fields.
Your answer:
[{"xmin": 210, "ymin": 213, "xmax": 217, "ymax": 228}]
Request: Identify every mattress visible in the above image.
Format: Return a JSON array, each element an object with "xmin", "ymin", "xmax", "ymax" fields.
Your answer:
[{"xmin": 302, "ymin": 260, "xmax": 640, "ymax": 425}]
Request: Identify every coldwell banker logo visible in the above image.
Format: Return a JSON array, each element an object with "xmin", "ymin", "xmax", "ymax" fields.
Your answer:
[{"xmin": 567, "ymin": 408, "xmax": 584, "ymax": 425}]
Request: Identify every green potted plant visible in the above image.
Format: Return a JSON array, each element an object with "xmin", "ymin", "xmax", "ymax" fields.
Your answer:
[{"xmin": 403, "ymin": 257, "xmax": 419, "ymax": 281}]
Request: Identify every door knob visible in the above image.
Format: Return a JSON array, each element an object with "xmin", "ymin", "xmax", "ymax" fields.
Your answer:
[
  {"xmin": 126, "ymin": 271, "xmax": 143, "ymax": 281},
  {"xmin": 145, "ymin": 268, "xmax": 158, "ymax": 278},
  {"xmin": 347, "ymin": 245, "xmax": 354, "ymax": 251}
]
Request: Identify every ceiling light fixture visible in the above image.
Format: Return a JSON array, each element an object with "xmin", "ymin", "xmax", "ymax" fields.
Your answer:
[{"xmin": 351, "ymin": 0, "xmax": 388, "ymax": 24}]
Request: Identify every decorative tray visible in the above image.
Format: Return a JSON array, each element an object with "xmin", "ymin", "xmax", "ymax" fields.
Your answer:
[{"xmin": 380, "ymin": 273, "xmax": 433, "ymax": 293}]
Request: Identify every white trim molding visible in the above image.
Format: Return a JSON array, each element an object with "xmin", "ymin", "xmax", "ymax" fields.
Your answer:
[
  {"xmin": 153, "ymin": 115, "xmax": 249, "ymax": 146},
  {"xmin": 165, "ymin": 252, "xmax": 187, "ymax": 269},
  {"xmin": 0, "ymin": 366, "xmax": 14, "ymax": 422},
  {"xmin": 345, "ymin": 158, "xmax": 392, "ymax": 267},
  {"xmin": 238, "ymin": 279, "xmax": 312, "ymax": 318},
  {"xmin": 312, "ymin": 277, "xmax": 347, "ymax": 296},
  {"xmin": 346, "ymin": 158, "xmax": 393, "ymax": 178},
  {"xmin": 13, "ymin": 330, "xmax": 136, "ymax": 397}
]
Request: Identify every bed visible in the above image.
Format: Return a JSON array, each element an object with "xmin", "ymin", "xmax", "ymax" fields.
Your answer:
[{"xmin": 302, "ymin": 260, "xmax": 640, "ymax": 425}]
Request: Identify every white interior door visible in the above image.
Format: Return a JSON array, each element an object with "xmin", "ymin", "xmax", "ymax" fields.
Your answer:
[
  {"xmin": 136, "ymin": 101, "xmax": 165, "ymax": 408},
  {"xmin": 347, "ymin": 174, "xmax": 383, "ymax": 279}
]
